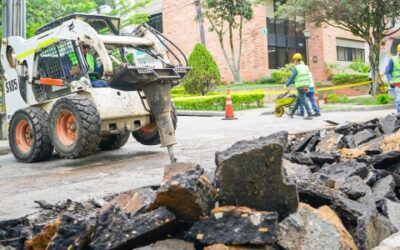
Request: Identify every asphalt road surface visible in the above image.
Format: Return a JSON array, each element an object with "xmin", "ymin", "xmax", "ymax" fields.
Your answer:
[{"xmin": 0, "ymin": 109, "xmax": 394, "ymax": 220}]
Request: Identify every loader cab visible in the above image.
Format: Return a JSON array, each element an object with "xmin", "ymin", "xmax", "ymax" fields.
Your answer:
[
  {"xmin": 35, "ymin": 14, "xmax": 121, "ymax": 36},
  {"xmin": 33, "ymin": 39, "xmax": 90, "ymax": 102}
]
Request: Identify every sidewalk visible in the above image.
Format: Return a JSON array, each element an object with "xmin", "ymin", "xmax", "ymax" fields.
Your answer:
[{"xmin": 177, "ymin": 103, "xmax": 395, "ymax": 117}]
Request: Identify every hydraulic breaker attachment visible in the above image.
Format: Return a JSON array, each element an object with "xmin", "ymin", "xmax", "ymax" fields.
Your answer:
[{"xmin": 142, "ymin": 82, "xmax": 177, "ymax": 163}]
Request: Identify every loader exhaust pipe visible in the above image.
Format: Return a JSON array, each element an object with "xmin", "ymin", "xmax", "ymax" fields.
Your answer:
[{"xmin": 142, "ymin": 82, "xmax": 177, "ymax": 163}]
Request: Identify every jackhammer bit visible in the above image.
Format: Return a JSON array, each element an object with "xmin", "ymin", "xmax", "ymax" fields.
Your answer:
[{"xmin": 142, "ymin": 82, "xmax": 177, "ymax": 163}]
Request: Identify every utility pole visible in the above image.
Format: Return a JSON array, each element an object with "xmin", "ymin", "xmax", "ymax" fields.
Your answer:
[{"xmin": 194, "ymin": 0, "xmax": 206, "ymax": 46}]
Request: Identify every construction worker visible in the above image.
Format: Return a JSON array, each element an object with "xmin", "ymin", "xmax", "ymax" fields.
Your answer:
[
  {"xmin": 386, "ymin": 44, "xmax": 400, "ymax": 113},
  {"xmin": 284, "ymin": 53, "xmax": 313, "ymax": 120},
  {"xmin": 81, "ymin": 44, "xmax": 108, "ymax": 88},
  {"xmin": 82, "ymin": 44, "xmax": 96, "ymax": 71},
  {"xmin": 299, "ymin": 71, "xmax": 321, "ymax": 116}
]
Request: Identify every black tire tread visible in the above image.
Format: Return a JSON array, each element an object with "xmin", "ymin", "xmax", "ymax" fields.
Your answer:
[
  {"xmin": 132, "ymin": 103, "xmax": 178, "ymax": 146},
  {"xmin": 9, "ymin": 108, "xmax": 53, "ymax": 162},
  {"xmin": 100, "ymin": 132, "xmax": 130, "ymax": 150},
  {"xmin": 50, "ymin": 95, "xmax": 101, "ymax": 159}
]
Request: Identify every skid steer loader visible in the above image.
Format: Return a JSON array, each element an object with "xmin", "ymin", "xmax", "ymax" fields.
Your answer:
[{"xmin": 1, "ymin": 2, "xmax": 188, "ymax": 163}]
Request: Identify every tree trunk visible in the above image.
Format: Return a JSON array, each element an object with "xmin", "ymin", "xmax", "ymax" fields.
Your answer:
[
  {"xmin": 232, "ymin": 66, "xmax": 242, "ymax": 84},
  {"xmin": 369, "ymin": 41, "xmax": 382, "ymax": 96}
]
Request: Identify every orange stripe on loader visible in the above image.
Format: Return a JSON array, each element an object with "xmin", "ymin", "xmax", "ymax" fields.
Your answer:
[{"xmin": 39, "ymin": 78, "xmax": 64, "ymax": 86}]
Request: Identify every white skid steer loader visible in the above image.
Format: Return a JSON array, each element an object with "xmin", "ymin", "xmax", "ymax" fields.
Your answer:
[{"xmin": 1, "ymin": 1, "xmax": 189, "ymax": 163}]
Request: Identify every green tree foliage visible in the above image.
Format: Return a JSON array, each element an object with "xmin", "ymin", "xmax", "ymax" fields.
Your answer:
[
  {"xmin": 348, "ymin": 60, "xmax": 370, "ymax": 73},
  {"xmin": 95, "ymin": 0, "xmax": 152, "ymax": 27},
  {"xmin": 183, "ymin": 44, "xmax": 221, "ymax": 96},
  {"xmin": 202, "ymin": 0, "xmax": 254, "ymax": 84},
  {"xmin": 26, "ymin": 0, "xmax": 97, "ymax": 37},
  {"xmin": 275, "ymin": 0, "xmax": 400, "ymax": 95}
]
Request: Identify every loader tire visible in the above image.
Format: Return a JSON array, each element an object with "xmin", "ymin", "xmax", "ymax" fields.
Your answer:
[
  {"xmin": 9, "ymin": 108, "xmax": 54, "ymax": 163},
  {"xmin": 132, "ymin": 103, "xmax": 177, "ymax": 146},
  {"xmin": 50, "ymin": 96, "xmax": 101, "ymax": 159},
  {"xmin": 100, "ymin": 132, "xmax": 130, "ymax": 150}
]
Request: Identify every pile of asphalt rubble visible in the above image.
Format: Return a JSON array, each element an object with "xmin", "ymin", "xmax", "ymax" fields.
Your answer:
[{"xmin": 2, "ymin": 114, "xmax": 400, "ymax": 250}]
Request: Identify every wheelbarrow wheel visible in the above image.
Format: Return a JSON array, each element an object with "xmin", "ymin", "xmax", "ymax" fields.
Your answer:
[{"xmin": 274, "ymin": 107, "xmax": 284, "ymax": 117}]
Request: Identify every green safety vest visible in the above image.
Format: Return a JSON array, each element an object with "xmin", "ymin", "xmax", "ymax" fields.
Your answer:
[
  {"xmin": 294, "ymin": 64, "xmax": 311, "ymax": 88},
  {"xmin": 391, "ymin": 56, "xmax": 400, "ymax": 83},
  {"xmin": 85, "ymin": 53, "xmax": 95, "ymax": 72}
]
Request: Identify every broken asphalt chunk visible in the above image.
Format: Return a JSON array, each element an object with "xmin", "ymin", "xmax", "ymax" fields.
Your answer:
[
  {"xmin": 46, "ymin": 215, "xmax": 93, "ymax": 250},
  {"xmin": 215, "ymin": 131, "xmax": 298, "ymax": 220},
  {"xmin": 185, "ymin": 206, "xmax": 278, "ymax": 245},
  {"xmin": 277, "ymin": 203, "xmax": 357, "ymax": 250},
  {"xmin": 90, "ymin": 206, "xmax": 176, "ymax": 250},
  {"xmin": 149, "ymin": 162, "xmax": 217, "ymax": 222}
]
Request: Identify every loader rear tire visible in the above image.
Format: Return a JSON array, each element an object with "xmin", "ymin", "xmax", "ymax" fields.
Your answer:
[
  {"xmin": 9, "ymin": 108, "xmax": 54, "ymax": 162},
  {"xmin": 50, "ymin": 96, "xmax": 101, "ymax": 159},
  {"xmin": 100, "ymin": 132, "xmax": 130, "ymax": 150},
  {"xmin": 132, "ymin": 103, "xmax": 177, "ymax": 146}
]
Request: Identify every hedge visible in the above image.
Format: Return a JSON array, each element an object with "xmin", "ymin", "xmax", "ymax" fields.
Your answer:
[
  {"xmin": 173, "ymin": 91, "xmax": 265, "ymax": 111},
  {"xmin": 271, "ymin": 71, "xmax": 291, "ymax": 85},
  {"xmin": 331, "ymin": 73, "xmax": 369, "ymax": 85}
]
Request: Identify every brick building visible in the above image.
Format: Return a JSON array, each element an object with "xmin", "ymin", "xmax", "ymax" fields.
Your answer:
[{"xmin": 146, "ymin": 0, "xmax": 400, "ymax": 83}]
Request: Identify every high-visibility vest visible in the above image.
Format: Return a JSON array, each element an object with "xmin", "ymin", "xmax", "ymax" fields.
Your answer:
[
  {"xmin": 86, "ymin": 53, "xmax": 95, "ymax": 71},
  {"xmin": 391, "ymin": 56, "xmax": 400, "ymax": 83},
  {"xmin": 294, "ymin": 64, "xmax": 311, "ymax": 88}
]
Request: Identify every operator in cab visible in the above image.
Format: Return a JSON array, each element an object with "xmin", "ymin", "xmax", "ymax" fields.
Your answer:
[{"xmin": 81, "ymin": 44, "xmax": 108, "ymax": 88}]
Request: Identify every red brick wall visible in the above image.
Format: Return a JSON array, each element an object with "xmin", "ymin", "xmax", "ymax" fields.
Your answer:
[
  {"xmin": 163, "ymin": 1, "xmax": 269, "ymax": 83},
  {"xmin": 163, "ymin": 1, "xmax": 379, "ymax": 83},
  {"xmin": 307, "ymin": 24, "xmax": 368, "ymax": 81}
]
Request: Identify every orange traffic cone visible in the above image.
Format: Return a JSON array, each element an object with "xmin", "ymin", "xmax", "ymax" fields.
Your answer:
[{"xmin": 223, "ymin": 90, "xmax": 237, "ymax": 120}]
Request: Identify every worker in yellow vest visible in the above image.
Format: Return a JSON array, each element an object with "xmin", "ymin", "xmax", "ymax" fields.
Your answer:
[
  {"xmin": 284, "ymin": 53, "xmax": 313, "ymax": 120},
  {"xmin": 386, "ymin": 44, "xmax": 400, "ymax": 113},
  {"xmin": 82, "ymin": 44, "xmax": 96, "ymax": 72},
  {"xmin": 81, "ymin": 44, "xmax": 108, "ymax": 88}
]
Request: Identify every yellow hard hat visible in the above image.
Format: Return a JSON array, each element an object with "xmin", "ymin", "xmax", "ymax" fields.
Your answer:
[
  {"xmin": 292, "ymin": 53, "xmax": 303, "ymax": 61},
  {"xmin": 397, "ymin": 44, "xmax": 400, "ymax": 53}
]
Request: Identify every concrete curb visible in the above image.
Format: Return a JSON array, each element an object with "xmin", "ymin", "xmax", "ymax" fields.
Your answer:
[{"xmin": 177, "ymin": 105, "xmax": 395, "ymax": 117}]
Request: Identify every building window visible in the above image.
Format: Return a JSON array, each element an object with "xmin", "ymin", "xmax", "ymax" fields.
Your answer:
[
  {"xmin": 337, "ymin": 46, "xmax": 365, "ymax": 62},
  {"xmin": 267, "ymin": 17, "xmax": 306, "ymax": 69},
  {"xmin": 148, "ymin": 13, "xmax": 163, "ymax": 33}
]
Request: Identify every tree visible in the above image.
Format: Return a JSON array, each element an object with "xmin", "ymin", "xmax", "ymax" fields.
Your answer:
[
  {"xmin": 202, "ymin": 0, "xmax": 254, "ymax": 84},
  {"xmin": 275, "ymin": 0, "xmax": 400, "ymax": 95},
  {"xmin": 26, "ymin": 0, "xmax": 97, "ymax": 37},
  {"xmin": 183, "ymin": 44, "xmax": 221, "ymax": 96},
  {"xmin": 96, "ymin": 0, "xmax": 152, "ymax": 28}
]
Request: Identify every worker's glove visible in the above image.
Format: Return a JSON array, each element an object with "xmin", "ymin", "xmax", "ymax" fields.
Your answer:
[
  {"xmin": 389, "ymin": 81, "xmax": 395, "ymax": 89},
  {"xmin": 283, "ymin": 84, "xmax": 288, "ymax": 89}
]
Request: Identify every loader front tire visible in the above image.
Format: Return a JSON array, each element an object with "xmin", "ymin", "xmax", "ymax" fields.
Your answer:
[
  {"xmin": 50, "ymin": 96, "xmax": 101, "ymax": 159},
  {"xmin": 9, "ymin": 108, "xmax": 54, "ymax": 162},
  {"xmin": 99, "ymin": 132, "xmax": 130, "ymax": 150},
  {"xmin": 132, "ymin": 103, "xmax": 177, "ymax": 146}
]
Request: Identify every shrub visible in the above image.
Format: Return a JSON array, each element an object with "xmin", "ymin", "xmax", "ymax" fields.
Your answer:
[
  {"xmin": 244, "ymin": 77, "xmax": 277, "ymax": 85},
  {"xmin": 375, "ymin": 94, "xmax": 393, "ymax": 105},
  {"xmin": 182, "ymin": 44, "xmax": 221, "ymax": 96},
  {"xmin": 173, "ymin": 91, "xmax": 265, "ymax": 111},
  {"xmin": 348, "ymin": 60, "xmax": 370, "ymax": 73},
  {"xmin": 327, "ymin": 94, "xmax": 351, "ymax": 104},
  {"xmin": 271, "ymin": 71, "xmax": 291, "ymax": 85},
  {"xmin": 332, "ymin": 73, "xmax": 369, "ymax": 85}
]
